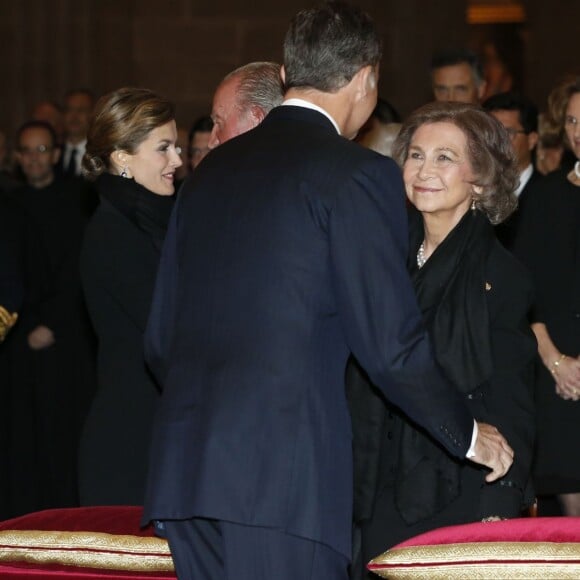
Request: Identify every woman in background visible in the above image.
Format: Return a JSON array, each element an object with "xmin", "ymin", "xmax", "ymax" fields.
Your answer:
[
  {"xmin": 350, "ymin": 102, "xmax": 536, "ymax": 576},
  {"xmin": 79, "ymin": 88, "xmax": 182, "ymax": 505},
  {"xmin": 514, "ymin": 75, "xmax": 580, "ymax": 515}
]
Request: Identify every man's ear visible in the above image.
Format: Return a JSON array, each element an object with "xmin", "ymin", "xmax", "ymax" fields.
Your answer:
[
  {"xmin": 249, "ymin": 105, "xmax": 266, "ymax": 127},
  {"xmin": 280, "ymin": 65, "xmax": 286, "ymax": 85},
  {"xmin": 528, "ymin": 131, "xmax": 539, "ymax": 152},
  {"xmin": 367, "ymin": 69, "xmax": 377, "ymax": 91},
  {"xmin": 355, "ymin": 65, "xmax": 376, "ymax": 99}
]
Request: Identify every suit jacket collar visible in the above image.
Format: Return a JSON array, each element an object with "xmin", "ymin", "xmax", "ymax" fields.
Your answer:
[
  {"xmin": 519, "ymin": 168, "xmax": 543, "ymax": 203},
  {"xmin": 262, "ymin": 105, "xmax": 340, "ymax": 135}
]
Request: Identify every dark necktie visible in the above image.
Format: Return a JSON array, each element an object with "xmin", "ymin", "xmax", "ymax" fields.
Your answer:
[{"xmin": 66, "ymin": 147, "xmax": 78, "ymax": 176}]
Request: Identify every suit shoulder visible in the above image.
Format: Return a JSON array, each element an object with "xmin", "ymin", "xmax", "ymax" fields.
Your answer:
[{"xmin": 323, "ymin": 138, "xmax": 401, "ymax": 183}]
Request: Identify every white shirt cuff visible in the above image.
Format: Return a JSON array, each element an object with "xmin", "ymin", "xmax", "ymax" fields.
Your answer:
[{"xmin": 465, "ymin": 420, "xmax": 478, "ymax": 458}]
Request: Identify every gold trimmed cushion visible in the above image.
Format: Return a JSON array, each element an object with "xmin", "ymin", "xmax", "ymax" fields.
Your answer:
[
  {"xmin": 367, "ymin": 517, "xmax": 580, "ymax": 579},
  {"xmin": 0, "ymin": 506, "xmax": 174, "ymax": 575},
  {"xmin": 0, "ymin": 530, "xmax": 172, "ymax": 572}
]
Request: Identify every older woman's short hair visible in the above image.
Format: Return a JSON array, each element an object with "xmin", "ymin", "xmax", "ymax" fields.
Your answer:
[
  {"xmin": 393, "ymin": 101, "xmax": 519, "ymax": 225},
  {"xmin": 83, "ymin": 87, "xmax": 175, "ymax": 179}
]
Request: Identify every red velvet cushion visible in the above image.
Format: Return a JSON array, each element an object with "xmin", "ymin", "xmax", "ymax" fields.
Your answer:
[
  {"xmin": 0, "ymin": 507, "xmax": 175, "ymax": 579},
  {"xmin": 368, "ymin": 517, "xmax": 580, "ymax": 579},
  {"xmin": 0, "ymin": 507, "xmax": 152, "ymax": 536}
]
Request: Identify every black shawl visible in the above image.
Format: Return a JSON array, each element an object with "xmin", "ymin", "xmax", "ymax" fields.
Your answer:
[{"xmin": 395, "ymin": 208, "xmax": 495, "ymax": 524}]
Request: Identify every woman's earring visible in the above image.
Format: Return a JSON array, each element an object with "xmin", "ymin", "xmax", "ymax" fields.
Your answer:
[
  {"xmin": 471, "ymin": 197, "xmax": 477, "ymax": 211},
  {"xmin": 120, "ymin": 167, "xmax": 128, "ymax": 178}
]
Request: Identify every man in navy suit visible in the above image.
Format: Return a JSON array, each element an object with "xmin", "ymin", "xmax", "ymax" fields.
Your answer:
[{"xmin": 144, "ymin": 3, "xmax": 514, "ymax": 578}]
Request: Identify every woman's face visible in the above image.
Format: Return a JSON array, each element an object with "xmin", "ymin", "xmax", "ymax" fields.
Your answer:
[
  {"xmin": 126, "ymin": 120, "xmax": 182, "ymax": 195},
  {"xmin": 565, "ymin": 92, "xmax": 580, "ymax": 160},
  {"xmin": 403, "ymin": 121, "xmax": 477, "ymax": 225}
]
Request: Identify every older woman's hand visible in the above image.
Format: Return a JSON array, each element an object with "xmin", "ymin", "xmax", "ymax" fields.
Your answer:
[{"xmin": 553, "ymin": 355, "xmax": 580, "ymax": 401}]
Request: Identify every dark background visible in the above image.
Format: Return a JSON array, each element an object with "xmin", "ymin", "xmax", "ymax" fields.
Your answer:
[{"xmin": 1, "ymin": 0, "xmax": 578, "ymax": 136}]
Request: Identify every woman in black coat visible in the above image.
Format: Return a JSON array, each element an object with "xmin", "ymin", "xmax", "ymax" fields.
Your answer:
[
  {"xmin": 78, "ymin": 88, "xmax": 182, "ymax": 505},
  {"xmin": 349, "ymin": 102, "xmax": 536, "ymax": 577}
]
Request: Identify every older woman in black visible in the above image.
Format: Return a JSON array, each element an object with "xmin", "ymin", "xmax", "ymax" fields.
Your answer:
[
  {"xmin": 79, "ymin": 88, "xmax": 182, "ymax": 505},
  {"xmin": 349, "ymin": 102, "xmax": 536, "ymax": 576}
]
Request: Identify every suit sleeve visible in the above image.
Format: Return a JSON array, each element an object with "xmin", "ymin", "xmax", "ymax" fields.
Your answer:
[{"xmin": 330, "ymin": 155, "xmax": 474, "ymax": 459}]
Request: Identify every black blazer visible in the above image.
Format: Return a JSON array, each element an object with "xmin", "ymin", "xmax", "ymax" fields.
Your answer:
[{"xmin": 143, "ymin": 106, "xmax": 474, "ymax": 559}]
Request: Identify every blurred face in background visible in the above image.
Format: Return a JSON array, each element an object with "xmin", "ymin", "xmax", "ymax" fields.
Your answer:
[
  {"xmin": 491, "ymin": 109, "xmax": 537, "ymax": 172},
  {"xmin": 432, "ymin": 63, "xmax": 484, "ymax": 104},
  {"xmin": 63, "ymin": 92, "xmax": 93, "ymax": 143},
  {"xmin": 565, "ymin": 92, "xmax": 580, "ymax": 160},
  {"xmin": 189, "ymin": 130, "xmax": 211, "ymax": 171},
  {"xmin": 16, "ymin": 126, "xmax": 59, "ymax": 188},
  {"xmin": 32, "ymin": 101, "xmax": 64, "ymax": 142}
]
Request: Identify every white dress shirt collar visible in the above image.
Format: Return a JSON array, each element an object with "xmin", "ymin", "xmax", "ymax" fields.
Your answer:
[
  {"xmin": 282, "ymin": 98, "xmax": 341, "ymax": 135},
  {"xmin": 515, "ymin": 164, "xmax": 533, "ymax": 198}
]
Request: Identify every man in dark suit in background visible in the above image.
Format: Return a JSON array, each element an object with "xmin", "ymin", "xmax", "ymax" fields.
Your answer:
[
  {"xmin": 6, "ymin": 120, "xmax": 95, "ymax": 516},
  {"xmin": 144, "ymin": 3, "xmax": 514, "ymax": 579},
  {"xmin": 483, "ymin": 91, "xmax": 544, "ymax": 250},
  {"xmin": 59, "ymin": 89, "xmax": 94, "ymax": 178}
]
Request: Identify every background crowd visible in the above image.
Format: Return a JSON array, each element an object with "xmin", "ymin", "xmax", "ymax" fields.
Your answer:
[{"xmin": 0, "ymin": 10, "xmax": 579, "ymax": 577}]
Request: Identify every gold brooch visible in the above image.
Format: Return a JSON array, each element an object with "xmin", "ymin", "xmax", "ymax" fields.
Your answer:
[{"xmin": 0, "ymin": 306, "xmax": 18, "ymax": 342}]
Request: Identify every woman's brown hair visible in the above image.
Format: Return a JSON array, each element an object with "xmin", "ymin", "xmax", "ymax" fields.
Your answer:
[{"xmin": 82, "ymin": 87, "xmax": 175, "ymax": 179}]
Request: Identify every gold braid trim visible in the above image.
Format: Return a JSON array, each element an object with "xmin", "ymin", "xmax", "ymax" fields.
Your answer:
[
  {"xmin": 369, "ymin": 542, "xmax": 580, "ymax": 579},
  {"xmin": 369, "ymin": 562, "xmax": 580, "ymax": 579},
  {"xmin": 0, "ymin": 530, "xmax": 174, "ymax": 572},
  {"xmin": 0, "ymin": 306, "xmax": 18, "ymax": 342}
]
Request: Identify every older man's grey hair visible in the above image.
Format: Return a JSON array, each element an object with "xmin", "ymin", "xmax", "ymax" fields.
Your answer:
[{"xmin": 224, "ymin": 62, "xmax": 284, "ymax": 115}]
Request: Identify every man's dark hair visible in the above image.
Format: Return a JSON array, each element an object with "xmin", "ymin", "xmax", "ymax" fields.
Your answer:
[
  {"xmin": 188, "ymin": 115, "xmax": 214, "ymax": 144},
  {"xmin": 430, "ymin": 48, "xmax": 484, "ymax": 87},
  {"xmin": 283, "ymin": 1, "xmax": 382, "ymax": 93},
  {"xmin": 482, "ymin": 91, "xmax": 539, "ymax": 134},
  {"xmin": 372, "ymin": 97, "xmax": 401, "ymax": 124},
  {"xmin": 16, "ymin": 120, "xmax": 58, "ymax": 147}
]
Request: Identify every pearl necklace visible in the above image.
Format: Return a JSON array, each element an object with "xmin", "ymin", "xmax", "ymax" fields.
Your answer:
[{"xmin": 417, "ymin": 241, "xmax": 427, "ymax": 268}]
